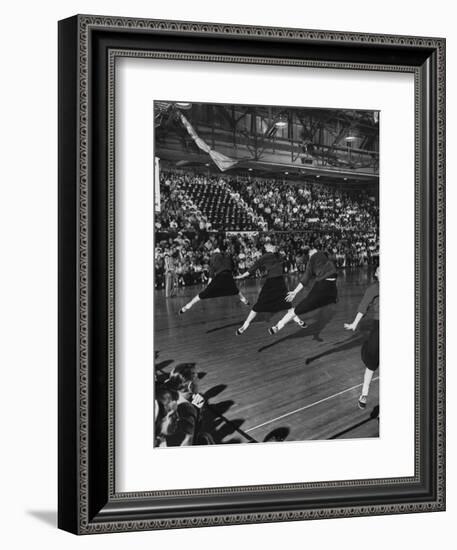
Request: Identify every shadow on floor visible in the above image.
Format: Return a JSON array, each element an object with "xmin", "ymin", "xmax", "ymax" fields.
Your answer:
[
  {"xmin": 155, "ymin": 359, "xmax": 175, "ymax": 371},
  {"xmin": 26, "ymin": 510, "xmax": 57, "ymax": 528},
  {"xmin": 305, "ymin": 333, "xmax": 366, "ymax": 365},
  {"xmin": 206, "ymin": 311, "xmax": 276, "ymax": 334},
  {"xmin": 154, "ymin": 360, "xmax": 254, "ymax": 445},
  {"xmin": 258, "ymin": 304, "xmax": 338, "ymax": 353},
  {"xmin": 202, "ymin": 398, "xmax": 256, "ymax": 444},
  {"xmin": 203, "ymin": 384, "xmax": 227, "ymax": 400},
  {"xmin": 206, "ymin": 321, "xmax": 244, "ymax": 334}
]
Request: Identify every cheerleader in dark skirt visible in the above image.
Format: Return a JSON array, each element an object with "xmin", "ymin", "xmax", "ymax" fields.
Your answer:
[
  {"xmin": 344, "ymin": 266, "xmax": 380, "ymax": 409},
  {"xmin": 235, "ymin": 242, "xmax": 300, "ymax": 335},
  {"xmin": 269, "ymin": 244, "xmax": 338, "ymax": 335},
  {"xmin": 179, "ymin": 248, "xmax": 249, "ymax": 314}
]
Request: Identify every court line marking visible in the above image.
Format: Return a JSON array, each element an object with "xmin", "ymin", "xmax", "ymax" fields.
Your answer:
[{"xmin": 245, "ymin": 377, "xmax": 379, "ymax": 433}]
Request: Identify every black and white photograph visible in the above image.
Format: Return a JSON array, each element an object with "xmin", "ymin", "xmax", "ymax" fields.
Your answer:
[
  {"xmin": 154, "ymin": 101, "xmax": 380, "ymax": 447},
  {"xmin": 0, "ymin": 0, "xmax": 449, "ymax": 543}
]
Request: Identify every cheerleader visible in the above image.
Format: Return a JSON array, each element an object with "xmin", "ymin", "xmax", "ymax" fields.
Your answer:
[
  {"xmin": 268, "ymin": 242, "xmax": 338, "ymax": 335},
  {"xmin": 344, "ymin": 266, "xmax": 379, "ymax": 409},
  {"xmin": 179, "ymin": 247, "xmax": 249, "ymax": 314},
  {"xmin": 235, "ymin": 241, "xmax": 302, "ymax": 335}
]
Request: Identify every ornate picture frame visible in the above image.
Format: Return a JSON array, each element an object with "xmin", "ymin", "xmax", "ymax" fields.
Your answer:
[{"xmin": 58, "ymin": 14, "xmax": 445, "ymax": 534}]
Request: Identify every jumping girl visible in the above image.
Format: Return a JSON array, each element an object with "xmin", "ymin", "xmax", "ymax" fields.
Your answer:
[
  {"xmin": 268, "ymin": 242, "xmax": 338, "ymax": 335},
  {"xmin": 235, "ymin": 241, "xmax": 302, "ymax": 335},
  {"xmin": 179, "ymin": 247, "xmax": 249, "ymax": 314}
]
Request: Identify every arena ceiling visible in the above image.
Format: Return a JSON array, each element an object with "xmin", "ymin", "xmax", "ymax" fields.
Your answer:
[{"xmin": 155, "ymin": 101, "xmax": 379, "ymax": 184}]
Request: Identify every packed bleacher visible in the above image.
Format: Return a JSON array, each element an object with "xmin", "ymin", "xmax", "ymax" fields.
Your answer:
[
  {"xmin": 154, "ymin": 170, "xmax": 379, "ymax": 290},
  {"xmin": 230, "ymin": 177, "xmax": 378, "ymax": 234}
]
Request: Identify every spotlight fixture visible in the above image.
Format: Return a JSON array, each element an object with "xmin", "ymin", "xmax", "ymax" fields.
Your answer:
[
  {"xmin": 345, "ymin": 135, "xmax": 356, "ymax": 142},
  {"xmin": 175, "ymin": 102, "xmax": 192, "ymax": 110},
  {"xmin": 316, "ymin": 175, "xmax": 320, "ymax": 179},
  {"xmin": 344, "ymin": 177, "xmax": 348, "ymax": 181},
  {"xmin": 275, "ymin": 114, "xmax": 288, "ymax": 128},
  {"xmin": 248, "ymin": 168, "xmax": 253, "ymax": 171},
  {"xmin": 285, "ymin": 171, "xmax": 289, "ymax": 175}
]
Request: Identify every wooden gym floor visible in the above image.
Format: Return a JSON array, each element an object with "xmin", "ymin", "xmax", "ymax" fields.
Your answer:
[{"xmin": 155, "ymin": 267, "xmax": 380, "ymax": 444}]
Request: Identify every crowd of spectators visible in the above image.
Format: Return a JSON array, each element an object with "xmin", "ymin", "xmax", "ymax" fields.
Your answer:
[
  {"xmin": 155, "ymin": 230, "xmax": 378, "ymax": 290},
  {"xmin": 155, "ymin": 171, "xmax": 264, "ymax": 233},
  {"xmin": 154, "ymin": 173, "xmax": 211, "ymax": 238},
  {"xmin": 155, "ymin": 363, "xmax": 215, "ymax": 447},
  {"xmin": 154, "ymin": 169, "xmax": 379, "ymax": 289},
  {"xmin": 230, "ymin": 177, "xmax": 378, "ymax": 235},
  {"xmin": 179, "ymin": 175, "xmax": 260, "ymax": 231}
]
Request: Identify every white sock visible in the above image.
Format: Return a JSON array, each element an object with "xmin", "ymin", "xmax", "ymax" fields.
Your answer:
[
  {"xmin": 241, "ymin": 310, "xmax": 257, "ymax": 330},
  {"xmin": 362, "ymin": 368, "xmax": 374, "ymax": 396},
  {"xmin": 276, "ymin": 309, "xmax": 295, "ymax": 331},
  {"xmin": 183, "ymin": 295, "xmax": 200, "ymax": 311}
]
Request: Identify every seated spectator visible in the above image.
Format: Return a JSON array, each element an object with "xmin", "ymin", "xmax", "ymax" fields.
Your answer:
[
  {"xmin": 154, "ymin": 386, "xmax": 179, "ymax": 447},
  {"xmin": 163, "ymin": 363, "xmax": 206, "ymax": 447}
]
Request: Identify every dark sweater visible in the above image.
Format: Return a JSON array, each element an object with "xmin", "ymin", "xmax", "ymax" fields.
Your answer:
[
  {"xmin": 248, "ymin": 252, "xmax": 283, "ymax": 279},
  {"xmin": 357, "ymin": 281, "xmax": 379, "ymax": 320},
  {"xmin": 300, "ymin": 251, "xmax": 336, "ymax": 286},
  {"xmin": 209, "ymin": 253, "xmax": 233, "ymax": 278},
  {"xmin": 166, "ymin": 401, "xmax": 199, "ymax": 447}
]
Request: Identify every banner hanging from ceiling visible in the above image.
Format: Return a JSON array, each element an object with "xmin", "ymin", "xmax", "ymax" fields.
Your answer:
[{"xmin": 178, "ymin": 112, "xmax": 238, "ymax": 172}]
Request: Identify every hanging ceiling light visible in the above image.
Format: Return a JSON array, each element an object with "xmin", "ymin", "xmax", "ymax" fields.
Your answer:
[
  {"xmin": 175, "ymin": 102, "xmax": 192, "ymax": 110},
  {"xmin": 345, "ymin": 135, "xmax": 357, "ymax": 141},
  {"xmin": 275, "ymin": 114, "xmax": 288, "ymax": 128}
]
